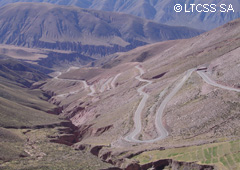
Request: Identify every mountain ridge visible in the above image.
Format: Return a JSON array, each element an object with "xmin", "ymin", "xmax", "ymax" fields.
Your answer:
[
  {"xmin": 0, "ymin": 2, "xmax": 203, "ymax": 58},
  {"xmin": 0, "ymin": 0, "xmax": 239, "ymax": 30}
]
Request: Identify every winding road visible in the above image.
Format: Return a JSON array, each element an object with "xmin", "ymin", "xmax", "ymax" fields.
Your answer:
[
  {"xmin": 88, "ymin": 85, "xmax": 96, "ymax": 96},
  {"xmin": 197, "ymin": 71, "xmax": 240, "ymax": 92},
  {"xmin": 99, "ymin": 73, "xmax": 122, "ymax": 93},
  {"xmin": 54, "ymin": 67, "xmax": 122, "ymax": 97},
  {"xmin": 54, "ymin": 68, "xmax": 93, "ymax": 97},
  {"xmin": 55, "ymin": 66, "xmax": 240, "ymax": 144},
  {"xmin": 124, "ymin": 66, "xmax": 153, "ymax": 143},
  {"xmin": 124, "ymin": 66, "xmax": 195, "ymax": 143},
  {"xmin": 124, "ymin": 66, "xmax": 240, "ymax": 143},
  {"xmin": 111, "ymin": 73, "xmax": 121, "ymax": 89},
  {"xmin": 100, "ymin": 77, "xmax": 113, "ymax": 92}
]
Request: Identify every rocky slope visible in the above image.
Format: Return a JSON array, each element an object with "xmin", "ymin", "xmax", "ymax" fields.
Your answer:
[
  {"xmin": 41, "ymin": 18, "xmax": 240, "ymax": 169},
  {"xmin": 0, "ymin": 57, "xmax": 114, "ymax": 169},
  {"xmin": 0, "ymin": 0, "xmax": 239, "ymax": 30},
  {"xmin": 0, "ymin": 2, "xmax": 203, "ymax": 58},
  {"xmin": 0, "ymin": 44, "xmax": 96, "ymax": 69}
]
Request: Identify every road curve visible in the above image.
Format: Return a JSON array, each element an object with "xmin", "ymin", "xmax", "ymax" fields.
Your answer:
[
  {"xmin": 88, "ymin": 85, "xmax": 96, "ymax": 96},
  {"xmin": 53, "ymin": 69, "xmax": 91, "ymax": 97},
  {"xmin": 56, "ymin": 80, "xmax": 90, "ymax": 98},
  {"xmin": 197, "ymin": 71, "xmax": 240, "ymax": 92},
  {"xmin": 54, "ymin": 71, "xmax": 62, "ymax": 79},
  {"xmin": 82, "ymin": 80, "xmax": 89, "ymax": 89},
  {"xmin": 111, "ymin": 73, "xmax": 121, "ymax": 89},
  {"xmin": 153, "ymin": 68, "xmax": 195, "ymax": 141},
  {"xmin": 106, "ymin": 78, "xmax": 114, "ymax": 91},
  {"xmin": 124, "ymin": 67, "xmax": 195, "ymax": 143},
  {"xmin": 100, "ymin": 78, "xmax": 111, "ymax": 92},
  {"xmin": 124, "ymin": 68, "xmax": 239, "ymax": 143},
  {"xmin": 124, "ymin": 66, "xmax": 153, "ymax": 143}
]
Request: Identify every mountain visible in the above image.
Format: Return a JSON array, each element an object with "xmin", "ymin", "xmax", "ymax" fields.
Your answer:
[
  {"xmin": 0, "ymin": 56, "xmax": 114, "ymax": 169},
  {"xmin": 0, "ymin": 56, "xmax": 52, "ymax": 87},
  {"xmin": 41, "ymin": 18, "xmax": 240, "ymax": 169},
  {"xmin": 0, "ymin": 56, "xmax": 60, "ymax": 126},
  {"xmin": 1, "ymin": 2, "xmax": 240, "ymax": 169},
  {"xmin": 0, "ymin": 2, "xmax": 203, "ymax": 58},
  {"xmin": 0, "ymin": 44, "xmax": 96, "ymax": 69},
  {"xmin": 0, "ymin": 0, "xmax": 239, "ymax": 30}
]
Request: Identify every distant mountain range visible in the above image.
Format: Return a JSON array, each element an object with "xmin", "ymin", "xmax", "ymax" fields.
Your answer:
[
  {"xmin": 0, "ymin": 0, "xmax": 239, "ymax": 30},
  {"xmin": 0, "ymin": 2, "xmax": 202, "ymax": 58}
]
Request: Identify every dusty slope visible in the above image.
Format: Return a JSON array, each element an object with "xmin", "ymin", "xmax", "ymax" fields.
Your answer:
[
  {"xmin": 42, "ymin": 16, "xmax": 239, "ymax": 148},
  {"xmin": 0, "ymin": 2, "xmax": 203, "ymax": 58},
  {"xmin": 39, "ymin": 18, "xmax": 240, "ymax": 168},
  {"xmin": 0, "ymin": 57, "xmax": 51, "ymax": 86},
  {"xmin": 0, "ymin": 0, "xmax": 239, "ymax": 30},
  {"xmin": 0, "ymin": 57, "xmax": 114, "ymax": 169},
  {"xmin": 0, "ymin": 57, "xmax": 62, "ymax": 127},
  {"xmin": 0, "ymin": 44, "xmax": 95, "ymax": 69}
]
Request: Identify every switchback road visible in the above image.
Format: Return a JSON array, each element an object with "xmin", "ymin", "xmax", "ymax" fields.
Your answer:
[{"xmin": 124, "ymin": 67, "xmax": 195, "ymax": 143}]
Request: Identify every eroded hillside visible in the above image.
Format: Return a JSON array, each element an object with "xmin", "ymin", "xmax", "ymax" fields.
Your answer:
[
  {"xmin": 0, "ymin": 2, "xmax": 203, "ymax": 58},
  {"xmin": 40, "ymin": 18, "xmax": 240, "ymax": 169},
  {"xmin": 0, "ymin": 57, "xmax": 114, "ymax": 169},
  {"xmin": 0, "ymin": 0, "xmax": 239, "ymax": 30}
]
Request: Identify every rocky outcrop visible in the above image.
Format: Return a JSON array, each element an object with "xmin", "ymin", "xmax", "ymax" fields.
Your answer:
[
  {"xmin": 85, "ymin": 144, "xmax": 214, "ymax": 170},
  {"xmin": 50, "ymin": 134, "xmax": 77, "ymax": 146},
  {"xmin": 124, "ymin": 159, "xmax": 215, "ymax": 170},
  {"xmin": 73, "ymin": 139, "xmax": 215, "ymax": 170},
  {"xmin": 93, "ymin": 125, "xmax": 113, "ymax": 136},
  {"xmin": 47, "ymin": 106, "xmax": 63, "ymax": 115},
  {"xmin": 75, "ymin": 124, "xmax": 114, "ymax": 141},
  {"xmin": 73, "ymin": 143, "xmax": 90, "ymax": 151},
  {"xmin": 90, "ymin": 145, "xmax": 104, "ymax": 156},
  {"xmin": 125, "ymin": 162, "xmax": 141, "ymax": 170},
  {"xmin": 77, "ymin": 124, "xmax": 93, "ymax": 141},
  {"xmin": 48, "ymin": 121, "xmax": 79, "ymax": 146},
  {"xmin": 152, "ymin": 72, "xmax": 167, "ymax": 79},
  {"xmin": 100, "ymin": 168, "xmax": 121, "ymax": 170}
]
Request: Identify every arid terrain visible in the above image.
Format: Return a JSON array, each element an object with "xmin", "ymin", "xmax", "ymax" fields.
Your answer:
[
  {"xmin": 0, "ymin": 2, "xmax": 202, "ymax": 58},
  {"xmin": 37, "ymin": 18, "xmax": 240, "ymax": 169},
  {"xmin": 0, "ymin": 2, "xmax": 240, "ymax": 170},
  {"xmin": 0, "ymin": 0, "xmax": 239, "ymax": 30}
]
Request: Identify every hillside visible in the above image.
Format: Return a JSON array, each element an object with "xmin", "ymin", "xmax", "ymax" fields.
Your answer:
[
  {"xmin": 0, "ymin": 44, "xmax": 96, "ymax": 69},
  {"xmin": 0, "ymin": 57, "xmax": 61, "ymax": 127},
  {"xmin": 0, "ymin": 57, "xmax": 114, "ymax": 169},
  {"xmin": 0, "ymin": 2, "xmax": 239, "ymax": 169},
  {"xmin": 0, "ymin": 2, "xmax": 203, "ymax": 58},
  {"xmin": 0, "ymin": 56, "xmax": 52, "ymax": 87},
  {"xmin": 41, "ymin": 18, "xmax": 240, "ymax": 169},
  {"xmin": 0, "ymin": 0, "xmax": 239, "ymax": 30}
]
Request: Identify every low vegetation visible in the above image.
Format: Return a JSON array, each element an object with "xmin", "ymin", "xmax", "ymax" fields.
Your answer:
[
  {"xmin": 133, "ymin": 140, "xmax": 240, "ymax": 170},
  {"xmin": 0, "ymin": 127, "xmax": 26, "ymax": 162},
  {"xmin": 0, "ymin": 58, "xmax": 61, "ymax": 128},
  {"xmin": 0, "ymin": 128, "xmax": 112, "ymax": 170}
]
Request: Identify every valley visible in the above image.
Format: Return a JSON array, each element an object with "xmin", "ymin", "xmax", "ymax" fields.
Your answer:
[
  {"xmin": 38, "ymin": 18, "xmax": 240, "ymax": 169},
  {"xmin": 0, "ymin": 2, "xmax": 240, "ymax": 170}
]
